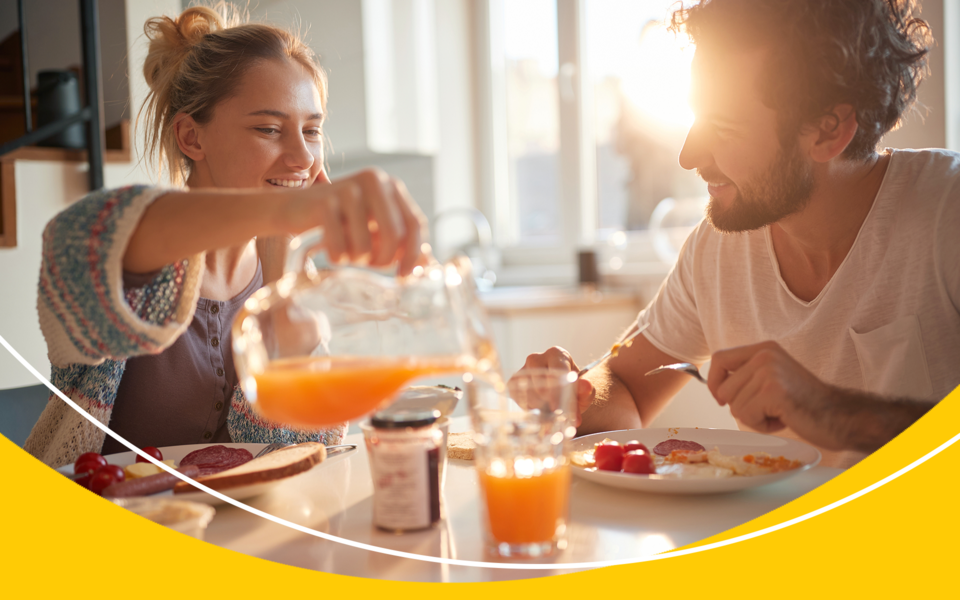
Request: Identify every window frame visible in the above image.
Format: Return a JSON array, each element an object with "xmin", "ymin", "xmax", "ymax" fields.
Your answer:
[{"xmin": 473, "ymin": 0, "xmax": 672, "ymax": 284}]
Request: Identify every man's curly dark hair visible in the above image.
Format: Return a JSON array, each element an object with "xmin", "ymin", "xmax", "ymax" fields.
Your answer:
[{"xmin": 670, "ymin": 0, "xmax": 932, "ymax": 160}]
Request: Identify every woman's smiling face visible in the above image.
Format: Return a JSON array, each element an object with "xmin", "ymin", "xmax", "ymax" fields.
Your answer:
[{"xmin": 182, "ymin": 57, "xmax": 329, "ymax": 190}]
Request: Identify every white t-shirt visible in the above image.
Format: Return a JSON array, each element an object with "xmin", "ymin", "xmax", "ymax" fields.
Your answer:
[{"xmin": 638, "ymin": 148, "xmax": 960, "ymax": 468}]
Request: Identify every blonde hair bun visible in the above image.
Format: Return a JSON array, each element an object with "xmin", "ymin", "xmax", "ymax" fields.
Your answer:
[{"xmin": 143, "ymin": 5, "xmax": 238, "ymax": 93}]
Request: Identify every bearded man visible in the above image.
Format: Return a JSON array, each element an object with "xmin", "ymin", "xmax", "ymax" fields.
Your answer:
[{"xmin": 518, "ymin": 0, "xmax": 960, "ymax": 468}]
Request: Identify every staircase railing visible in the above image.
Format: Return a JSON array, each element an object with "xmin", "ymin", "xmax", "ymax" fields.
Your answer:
[{"xmin": 0, "ymin": 0, "xmax": 104, "ymax": 190}]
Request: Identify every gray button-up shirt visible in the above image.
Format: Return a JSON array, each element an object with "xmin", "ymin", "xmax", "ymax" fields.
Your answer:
[{"xmin": 101, "ymin": 262, "xmax": 263, "ymax": 454}]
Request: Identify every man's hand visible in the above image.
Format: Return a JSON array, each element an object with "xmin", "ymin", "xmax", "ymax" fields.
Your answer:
[
  {"xmin": 707, "ymin": 342, "xmax": 859, "ymax": 450},
  {"xmin": 707, "ymin": 341, "xmax": 838, "ymax": 443},
  {"xmin": 514, "ymin": 347, "xmax": 595, "ymax": 427},
  {"xmin": 709, "ymin": 341, "xmax": 936, "ymax": 454},
  {"xmin": 514, "ymin": 328, "xmax": 692, "ymax": 435}
]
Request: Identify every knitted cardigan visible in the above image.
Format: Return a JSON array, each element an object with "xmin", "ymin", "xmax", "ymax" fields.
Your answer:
[{"xmin": 23, "ymin": 185, "xmax": 345, "ymax": 468}]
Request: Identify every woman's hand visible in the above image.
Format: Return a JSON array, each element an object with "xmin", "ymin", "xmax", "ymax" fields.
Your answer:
[{"xmin": 284, "ymin": 168, "xmax": 428, "ymax": 276}]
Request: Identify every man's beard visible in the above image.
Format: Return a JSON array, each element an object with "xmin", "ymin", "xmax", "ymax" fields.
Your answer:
[{"xmin": 704, "ymin": 143, "xmax": 814, "ymax": 233}]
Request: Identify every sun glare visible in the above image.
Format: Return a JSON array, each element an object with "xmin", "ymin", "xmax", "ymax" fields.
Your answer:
[
  {"xmin": 587, "ymin": 0, "xmax": 696, "ymax": 137},
  {"xmin": 619, "ymin": 22, "xmax": 695, "ymax": 133}
]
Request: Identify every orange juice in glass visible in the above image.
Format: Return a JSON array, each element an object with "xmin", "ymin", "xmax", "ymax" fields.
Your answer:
[
  {"xmin": 469, "ymin": 369, "xmax": 578, "ymax": 558},
  {"xmin": 478, "ymin": 460, "xmax": 571, "ymax": 551}
]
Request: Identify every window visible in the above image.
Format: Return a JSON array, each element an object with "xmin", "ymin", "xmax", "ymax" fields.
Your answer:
[
  {"xmin": 477, "ymin": 0, "xmax": 707, "ymax": 277},
  {"xmin": 504, "ymin": 0, "xmax": 562, "ymax": 246},
  {"xmin": 586, "ymin": 0, "xmax": 703, "ymax": 234}
]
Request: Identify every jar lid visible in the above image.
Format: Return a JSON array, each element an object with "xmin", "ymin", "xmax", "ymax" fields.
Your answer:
[{"xmin": 370, "ymin": 408, "xmax": 441, "ymax": 429}]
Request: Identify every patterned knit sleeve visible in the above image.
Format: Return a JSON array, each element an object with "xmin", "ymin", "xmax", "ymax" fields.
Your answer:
[
  {"xmin": 37, "ymin": 185, "xmax": 204, "ymax": 367},
  {"xmin": 227, "ymin": 387, "xmax": 347, "ymax": 446},
  {"xmin": 22, "ymin": 361, "xmax": 125, "ymax": 468}
]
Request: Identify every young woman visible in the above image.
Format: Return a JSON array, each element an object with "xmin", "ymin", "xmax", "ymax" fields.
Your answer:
[{"xmin": 24, "ymin": 5, "xmax": 426, "ymax": 467}]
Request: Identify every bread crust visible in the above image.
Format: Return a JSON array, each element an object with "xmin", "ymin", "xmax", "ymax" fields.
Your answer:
[{"xmin": 173, "ymin": 442, "xmax": 326, "ymax": 493}]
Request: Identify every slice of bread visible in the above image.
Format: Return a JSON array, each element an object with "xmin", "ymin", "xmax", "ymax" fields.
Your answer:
[
  {"xmin": 447, "ymin": 432, "xmax": 476, "ymax": 460},
  {"xmin": 173, "ymin": 442, "xmax": 326, "ymax": 493}
]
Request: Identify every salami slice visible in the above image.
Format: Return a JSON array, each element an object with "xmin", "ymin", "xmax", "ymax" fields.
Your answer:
[
  {"xmin": 652, "ymin": 439, "xmax": 706, "ymax": 456},
  {"xmin": 103, "ymin": 465, "xmax": 201, "ymax": 498},
  {"xmin": 180, "ymin": 445, "xmax": 253, "ymax": 476}
]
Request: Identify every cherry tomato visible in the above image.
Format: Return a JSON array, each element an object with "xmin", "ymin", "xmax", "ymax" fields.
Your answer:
[
  {"xmin": 622, "ymin": 450, "xmax": 656, "ymax": 475},
  {"xmin": 136, "ymin": 446, "xmax": 163, "ymax": 463},
  {"xmin": 594, "ymin": 442, "xmax": 624, "ymax": 472},
  {"xmin": 88, "ymin": 464, "xmax": 125, "ymax": 495},
  {"xmin": 623, "ymin": 440, "xmax": 650, "ymax": 455},
  {"xmin": 74, "ymin": 474, "xmax": 92, "ymax": 489},
  {"xmin": 74, "ymin": 452, "xmax": 107, "ymax": 475},
  {"xmin": 101, "ymin": 464, "xmax": 125, "ymax": 481}
]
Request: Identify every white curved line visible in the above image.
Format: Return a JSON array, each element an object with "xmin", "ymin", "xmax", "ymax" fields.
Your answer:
[{"xmin": 3, "ymin": 333, "xmax": 955, "ymax": 570}]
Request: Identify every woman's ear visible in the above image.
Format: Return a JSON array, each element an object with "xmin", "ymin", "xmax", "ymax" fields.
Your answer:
[
  {"xmin": 807, "ymin": 104, "xmax": 858, "ymax": 163},
  {"xmin": 173, "ymin": 113, "xmax": 205, "ymax": 162}
]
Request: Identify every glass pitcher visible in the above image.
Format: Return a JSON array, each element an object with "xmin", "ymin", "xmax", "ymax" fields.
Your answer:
[{"xmin": 232, "ymin": 228, "xmax": 501, "ymax": 429}]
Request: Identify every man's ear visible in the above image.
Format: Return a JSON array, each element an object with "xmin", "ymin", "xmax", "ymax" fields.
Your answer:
[
  {"xmin": 804, "ymin": 104, "xmax": 858, "ymax": 163},
  {"xmin": 173, "ymin": 113, "xmax": 205, "ymax": 162}
]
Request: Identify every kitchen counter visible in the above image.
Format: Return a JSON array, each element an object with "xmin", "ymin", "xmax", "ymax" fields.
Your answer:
[{"xmin": 480, "ymin": 285, "xmax": 642, "ymax": 315}]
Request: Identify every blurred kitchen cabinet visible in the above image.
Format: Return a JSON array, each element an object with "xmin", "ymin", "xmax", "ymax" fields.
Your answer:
[{"xmin": 481, "ymin": 287, "xmax": 642, "ymax": 374}]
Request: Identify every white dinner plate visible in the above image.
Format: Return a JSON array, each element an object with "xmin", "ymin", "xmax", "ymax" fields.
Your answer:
[
  {"xmin": 57, "ymin": 442, "xmax": 355, "ymax": 506},
  {"xmin": 570, "ymin": 428, "xmax": 821, "ymax": 495}
]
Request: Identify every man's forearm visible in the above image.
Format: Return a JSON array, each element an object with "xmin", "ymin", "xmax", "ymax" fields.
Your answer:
[
  {"xmin": 577, "ymin": 366, "xmax": 643, "ymax": 436},
  {"xmin": 798, "ymin": 387, "xmax": 936, "ymax": 454}
]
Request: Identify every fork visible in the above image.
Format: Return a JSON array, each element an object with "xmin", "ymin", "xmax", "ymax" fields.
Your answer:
[
  {"xmin": 577, "ymin": 322, "xmax": 650, "ymax": 377},
  {"xmin": 255, "ymin": 442, "xmax": 357, "ymax": 459},
  {"xmin": 254, "ymin": 442, "xmax": 287, "ymax": 458},
  {"xmin": 644, "ymin": 362, "xmax": 707, "ymax": 384}
]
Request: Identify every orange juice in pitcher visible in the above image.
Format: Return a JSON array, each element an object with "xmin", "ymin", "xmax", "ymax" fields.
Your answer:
[{"xmin": 251, "ymin": 355, "xmax": 473, "ymax": 428}]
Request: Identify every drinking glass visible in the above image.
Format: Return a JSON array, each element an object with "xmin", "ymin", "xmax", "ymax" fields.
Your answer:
[
  {"xmin": 468, "ymin": 369, "xmax": 578, "ymax": 558},
  {"xmin": 232, "ymin": 227, "xmax": 499, "ymax": 428}
]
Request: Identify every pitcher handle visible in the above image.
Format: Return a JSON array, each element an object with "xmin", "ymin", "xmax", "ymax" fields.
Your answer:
[{"xmin": 285, "ymin": 227, "xmax": 325, "ymax": 276}]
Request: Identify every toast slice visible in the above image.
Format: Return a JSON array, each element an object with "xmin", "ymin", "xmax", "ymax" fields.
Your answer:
[
  {"xmin": 447, "ymin": 432, "xmax": 476, "ymax": 460},
  {"xmin": 173, "ymin": 442, "xmax": 326, "ymax": 493}
]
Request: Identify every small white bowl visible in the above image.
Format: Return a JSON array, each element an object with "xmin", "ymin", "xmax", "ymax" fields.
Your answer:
[{"xmin": 113, "ymin": 497, "xmax": 216, "ymax": 540}]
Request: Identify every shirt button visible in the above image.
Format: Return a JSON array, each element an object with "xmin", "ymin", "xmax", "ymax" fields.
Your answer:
[
  {"xmin": 210, "ymin": 305, "xmax": 220, "ymax": 314},
  {"xmin": 216, "ymin": 367, "xmax": 224, "ymax": 377},
  {"xmin": 211, "ymin": 337, "xmax": 220, "ymax": 347},
  {"xmin": 215, "ymin": 401, "xmax": 224, "ymax": 411},
  {"xmin": 203, "ymin": 431, "xmax": 212, "ymax": 440}
]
